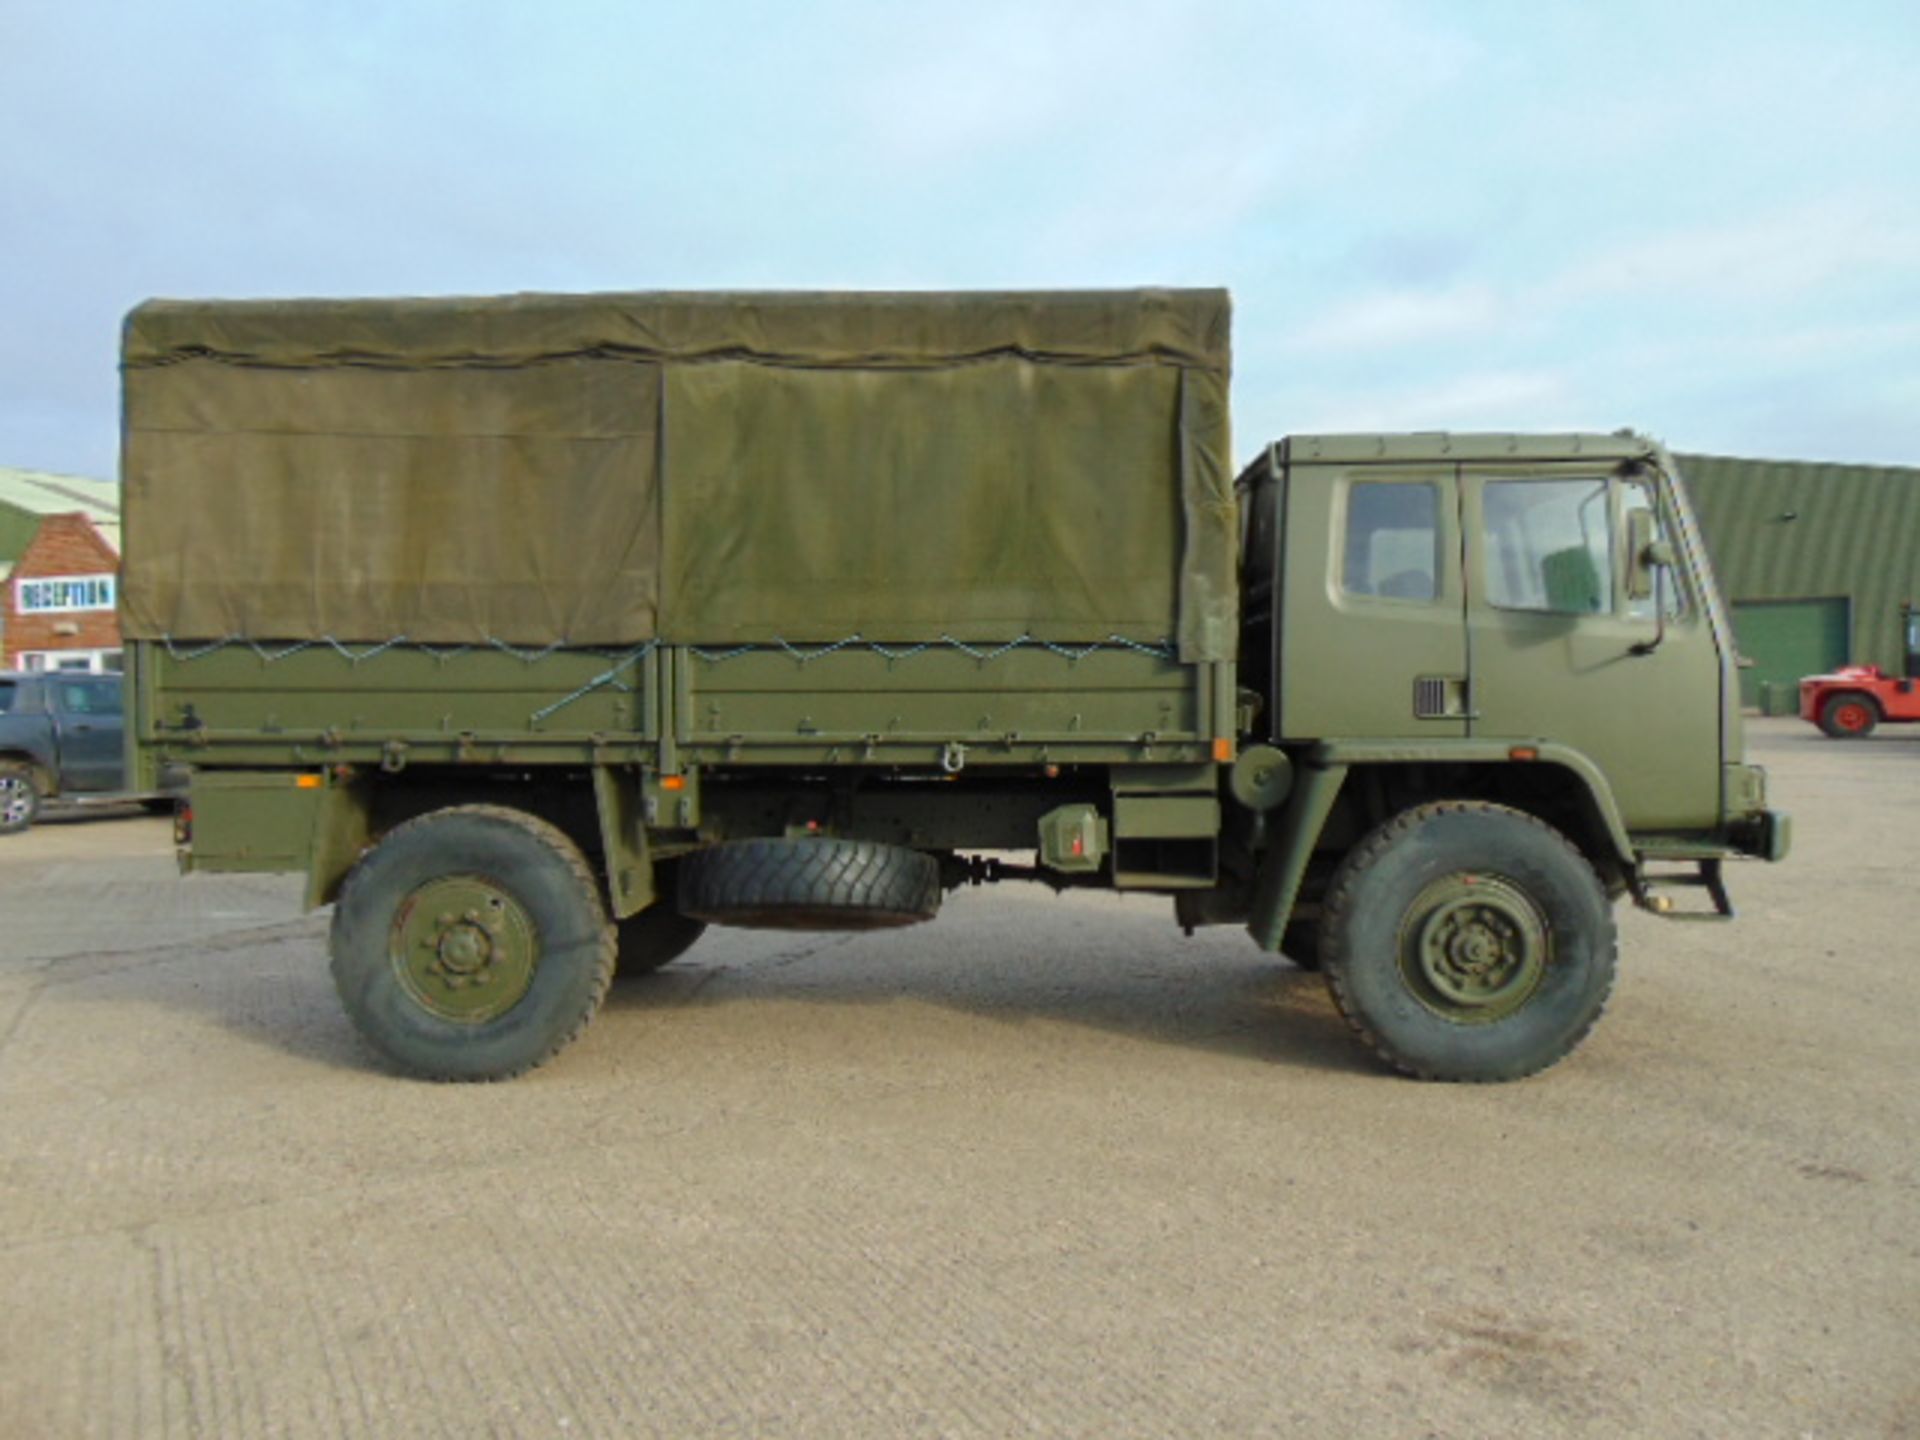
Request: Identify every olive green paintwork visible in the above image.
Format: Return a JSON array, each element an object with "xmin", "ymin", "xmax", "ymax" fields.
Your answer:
[
  {"xmin": 306, "ymin": 775, "xmax": 372, "ymax": 910},
  {"xmin": 1266, "ymin": 434, "xmax": 1731, "ymax": 835},
  {"xmin": 146, "ymin": 430, "xmax": 1782, "ymax": 940},
  {"xmin": 1037, "ymin": 804, "xmax": 1107, "ymax": 873},
  {"xmin": 1397, "ymin": 873, "xmax": 1549, "ymax": 1023},
  {"xmin": 593, "ymin": 764, "xmax": 654, "ymax": 920},
  {"xmin": 186, "ymin": 770, "xmax": 326, "ymax": 874},
  {"xmin": 136, "ymin": 644, "xmax": 1223, "ymax": 774},
  {"xmin": 387, "ymin": 875, "xmax": 539, "ymax": 1023},
  {"xmin": 1247, "ymin": 761, "xmax": 1349, "ymax": 951}
]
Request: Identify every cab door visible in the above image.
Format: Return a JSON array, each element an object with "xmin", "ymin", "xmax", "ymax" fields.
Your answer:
[
  {"xmin": 1278, "ymin": 462, "xmax": 1469, "ymax": 739},
  {"xmin": 1461, "ymin": 467, "xmax": 1721, "ymax": 831},
  {"xmin": 52, "ymin": 675, "xmax": 126, "ymax": 792}
]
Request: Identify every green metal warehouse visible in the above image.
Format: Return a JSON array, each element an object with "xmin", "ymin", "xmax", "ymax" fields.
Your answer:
[{"xmin": 1677, "ymin": 452, "xmax": 1920, "ymax": 709}]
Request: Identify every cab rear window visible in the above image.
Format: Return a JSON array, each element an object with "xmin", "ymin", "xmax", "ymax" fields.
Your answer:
[
  {"xmin": 1343, "ymin": 481, "xmax": 1439, "ymax": 601},
  {"xmin": 0, "ymin": 681, "xmax": 14, "ymax": 713}
]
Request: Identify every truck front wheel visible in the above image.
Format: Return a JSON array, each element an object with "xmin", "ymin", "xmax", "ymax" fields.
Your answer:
[
  {"xmin": 1319, "ymin": 802, "xmax": 1616, "ymax": 1082},
  {"xmin": 1818, "ymin": 691, "xmax": 1879, "ymax": 738},
  {"xmin": 0, "ymin": 762, "xmax": 40, "ymax": 836},
  {"xmin": 329, "ymin": 805, "xmax": 616, "ymax": 1080}
]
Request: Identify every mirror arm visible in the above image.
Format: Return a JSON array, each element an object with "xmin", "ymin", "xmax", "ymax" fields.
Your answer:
[{"xmin": 1631, "ymin": 565, "xmax": 1668, "ymax": 656}]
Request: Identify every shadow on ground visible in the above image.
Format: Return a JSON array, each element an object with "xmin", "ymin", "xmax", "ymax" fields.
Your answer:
[
  {"xmin": 54, "ymin": 896, "xmax": 1373, "ymax": 1080},
  {"xmin": 599, "ymin": 908, "xmax": 1373, "ymax": 1079}
]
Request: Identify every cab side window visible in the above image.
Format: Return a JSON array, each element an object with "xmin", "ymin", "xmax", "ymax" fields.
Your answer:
[
  {"xmin": 1482, "ymin": 478, "xmax": 1612, "ymax": 614},
  {"xmin": 58, "ymin": 679, "xmax": 123, "ymax": 716},
  {"xmin": 1343, "ymin": 482, "xmax": 1438, "ymax": 602}
]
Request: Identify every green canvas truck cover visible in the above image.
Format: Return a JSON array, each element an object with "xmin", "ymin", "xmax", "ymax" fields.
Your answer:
[{"xmin": 120, "ymin": 289, "xmax": 1235, "ymax": 660}]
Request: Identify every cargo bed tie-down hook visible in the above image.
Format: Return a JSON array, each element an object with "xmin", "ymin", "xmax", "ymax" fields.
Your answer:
[{"xmin": 941, "ymin": 742, "xmax": 967, "ymax": 774}]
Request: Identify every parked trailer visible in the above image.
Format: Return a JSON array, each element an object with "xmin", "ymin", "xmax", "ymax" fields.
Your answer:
[{"xmin": 122, "ymin": 289, "xmax": 1787, "ymax": 1082}]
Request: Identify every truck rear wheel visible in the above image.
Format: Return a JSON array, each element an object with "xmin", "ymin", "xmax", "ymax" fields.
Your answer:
[
  {"xmin": 678, "ymin": 837, "xmax": 941, "ymax": 930},
  {"xmin": 1319, "ymin": 802, "xmax": 1616, "ymax": 1082},
  {"xmin": 329, "ymin": 805, "xmax": 616, "ymax": 1080},
  {"xmin": 1818, "ymin": 691, "xmax": 1879, "ymax": 738},
  {"xmin": 0, "ymin": 763, "xmax": 40, "ymax": 836}
]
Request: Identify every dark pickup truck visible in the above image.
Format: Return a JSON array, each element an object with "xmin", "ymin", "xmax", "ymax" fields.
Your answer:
[{"xmin": 0, "ymin": 672, "xmax": 180, "ymax": 834}]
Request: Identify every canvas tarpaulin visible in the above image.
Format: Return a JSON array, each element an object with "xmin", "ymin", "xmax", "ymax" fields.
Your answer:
[{"xmin": 120, "ymin": 289, "xmax": 1235, "ymax": 659}]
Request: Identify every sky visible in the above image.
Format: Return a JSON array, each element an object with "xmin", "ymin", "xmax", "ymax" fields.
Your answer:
[{"xmin": 3, "ymin": 0, "xmax": 1917, "ymax": 480}]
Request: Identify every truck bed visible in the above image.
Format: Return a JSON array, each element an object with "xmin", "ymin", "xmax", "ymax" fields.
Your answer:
[{"xmin": 129, "ymin": 638, "xmax": 1227, "ymax": 779}]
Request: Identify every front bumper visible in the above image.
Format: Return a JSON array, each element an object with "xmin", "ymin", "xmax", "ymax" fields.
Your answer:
[{"xmin": 1729, "ymin": 808, "xmax": 1792, "ymax": 862}]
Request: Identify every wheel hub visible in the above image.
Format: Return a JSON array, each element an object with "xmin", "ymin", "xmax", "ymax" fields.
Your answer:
[
  {"xmin": 390, "ymin": 877, "xmax": 538, "ymax": 1023},
  {"xmin": 1400, "ymin": 874, "xmax": 1550, "ymax": 1022}
]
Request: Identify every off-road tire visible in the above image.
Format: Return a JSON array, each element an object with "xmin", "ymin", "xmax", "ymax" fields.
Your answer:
[
  {"xmin": 1319, "ymin": 801, "xmax": 1616, "ymax": 1083},
  {"xmin": 329, "ymin": 805, "xmax": 616, "ymax": 1081},
  {"xmin": 0, "ymin": 763, "xmax": 41, "ymax": 836},
  {"xmin": 1818, "ymin": 691, "xmax": 1879, "ymax": 738},
  {"xmin": 679, "ymin": 837, "xmax": 941, "ymax": 930},
  {"xmin": 615, "ymin": 864, "xmax": 708, "ymax": 977}
]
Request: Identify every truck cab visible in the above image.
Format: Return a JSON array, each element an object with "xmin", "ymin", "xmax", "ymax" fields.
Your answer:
[{"xmin": 1237, "ymin": 432, "xmax": 1785, "ymax": 929}]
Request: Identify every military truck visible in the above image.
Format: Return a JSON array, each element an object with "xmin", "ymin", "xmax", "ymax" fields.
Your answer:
[{"xmin": 119, "ymin": 289, "xmax": 1787, "ymax": 1083}]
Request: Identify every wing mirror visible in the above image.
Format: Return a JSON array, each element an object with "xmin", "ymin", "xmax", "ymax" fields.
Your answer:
[{"xmin": 1625, "ymin": 510, "xmax": 1675, "ymax": 601}]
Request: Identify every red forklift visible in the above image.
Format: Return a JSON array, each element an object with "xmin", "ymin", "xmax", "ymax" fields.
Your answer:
[{"xmin": 1799, "ymin": 601, "xmax": 1920, "ymax": 737}]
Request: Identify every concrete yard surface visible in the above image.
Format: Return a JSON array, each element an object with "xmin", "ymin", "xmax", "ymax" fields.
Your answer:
[{"xmin": 0, "ymin": 718, "xmax": 1915, "ymax": 1438}]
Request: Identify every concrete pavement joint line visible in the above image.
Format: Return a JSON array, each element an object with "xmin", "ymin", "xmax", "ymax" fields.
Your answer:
[
  {"xmin": 21, "ymin": 918, "xmax": 327, "ymax": 981},
  {"xmin": 0, "ymin": 1070, "xmax": 1052, "ymax": 1261},
  {"xmin": 0, "ymin": 975, "xmax": 52, "ymax": 1064},
  {"xmin": 129, "ymin": 1223, "xmax": 194, "ymax": 1439}
]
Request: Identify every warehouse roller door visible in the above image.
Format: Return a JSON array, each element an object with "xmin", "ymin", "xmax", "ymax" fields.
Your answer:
[{"xmin": 1731, "ymin": 598, "xmax": 1850, "ymax": 708}]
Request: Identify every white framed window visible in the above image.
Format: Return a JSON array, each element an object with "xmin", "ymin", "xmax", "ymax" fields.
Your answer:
[{"xmin": 14, "ymin": 648, "xmax": 120, "ymax": 674}]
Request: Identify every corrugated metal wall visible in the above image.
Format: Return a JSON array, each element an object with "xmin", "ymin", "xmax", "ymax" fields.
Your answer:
[{"xmin": 1676, "ymin": 453, "xmax": 1920, "ymax": 674}]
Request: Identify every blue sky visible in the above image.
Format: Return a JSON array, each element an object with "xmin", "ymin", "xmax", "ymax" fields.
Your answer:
[{"xmin": 3, "ymin": 0, "xmax": 1916, "ymax": 478}]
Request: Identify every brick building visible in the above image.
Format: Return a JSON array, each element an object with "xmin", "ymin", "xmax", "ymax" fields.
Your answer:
[
  {"xmin": 0, "ymin": 467, "xmax": 122, "ymax": 671},
  {"xmin": 3, "ymin": 512, "xmax": 124, "ymax": 672}
]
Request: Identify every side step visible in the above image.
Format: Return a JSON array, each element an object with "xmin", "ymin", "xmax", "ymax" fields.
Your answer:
[{"xmin": 1631, "ymin": 858, "xmax": 1733, "ymax": 921}]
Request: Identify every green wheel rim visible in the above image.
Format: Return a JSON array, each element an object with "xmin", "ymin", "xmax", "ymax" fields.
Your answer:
[
  {"xmin": 389, "ymin": 875, "xmax": 539, "ymax": 1024},
  {"xmin": 1397, "ymin": 873, "xmax": 1549, "ymax": 1024}
]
